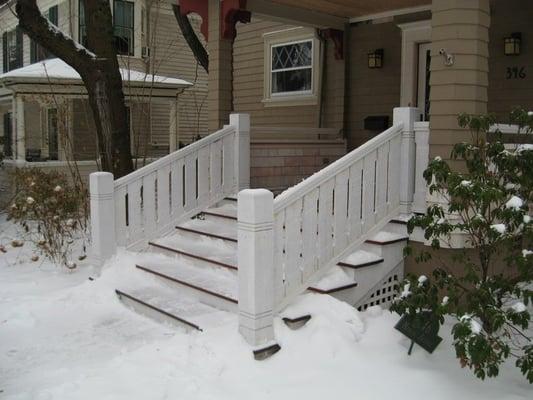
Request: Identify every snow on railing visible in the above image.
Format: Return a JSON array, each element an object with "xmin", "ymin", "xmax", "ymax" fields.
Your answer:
[
  {"xmin": 237, "ymin": 108, "xmax": 422, "ymax": 347},
  {"xmin": 90, "ymin": 114, "xmax": 250, "ymax": 264}
]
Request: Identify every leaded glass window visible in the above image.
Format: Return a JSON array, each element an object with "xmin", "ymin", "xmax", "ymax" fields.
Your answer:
[{"xmin": 271, "ymin": 40, "xmax": 313, "ymax": 95}]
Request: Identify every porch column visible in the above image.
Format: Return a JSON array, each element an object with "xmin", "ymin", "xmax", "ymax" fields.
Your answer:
[
  {"xmin": 207, "ymin": 0, "xmax": 233, "ymax": 131},
  {"xmin": 429, "ymin": 0, "xmax": 490, "ymax": 160},
  {"xmin": 13, "ymin": 95, "xmax": 25, "ymax": 161}
]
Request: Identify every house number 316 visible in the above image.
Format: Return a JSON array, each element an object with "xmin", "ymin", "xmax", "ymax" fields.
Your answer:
[{"xmin": 506, "ymin": 67, "xmax": 526, "ymax": 79}]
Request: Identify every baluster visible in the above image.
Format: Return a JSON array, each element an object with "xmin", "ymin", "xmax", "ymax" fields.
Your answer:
[
  {"xmin": 273, "ymin": 212, "xmax": 285, "ymax": 304},
  {"xmin": 197, "ymin": 145, "xmax": 210, "ymax": 206},
  {"xmin": 362, "ymin": 152, "xmax": 377, "ymax": 233},
  {"xmin": 348, "ymin": 161, "xmax": 363, "ymax": 241},
  {"xmin": 302, "ymin": 189, "xmax": 319, "ymax": 281},
  {"xmin": 210, "ymin": 140, "xmax": 223, "ymax": 201},
  {"xmin": 222, "ymin": 134, "xmax": 235, "ymax": 195},
  {"xmin": 157, "ymin": 165, "xmax": 171, "ymax": 225},
  {"xmin": 376, "ymin": 142, "xmax": 389, "ymax": 219},
  {"xmin": 318, "ymin": 179, "xmax": 335, "ymax": 265},
  {"xmin": 143, "ymin": 173, "xmax": 157, "ymax": 237},
  {"xmin": 127, "ymin": 179, "xmax": 143, "ymax": 245},
  {"xmin": 285, "ymin": 199, "xmax": 303, "ymax": 289},
  {"xmin": 171, "ymin": 159, "xmax": 184, "ymax": 216},
  {"xmin": 114, "ymin": 185, "xmax": 127, "ymax": 246},
  {"xmin": 333, "ymin": 169, "xmax": 349, "ymax": 255},
  {"xmin": 184, "ymin": 153, "xmax": 197, "ymax": 211}
]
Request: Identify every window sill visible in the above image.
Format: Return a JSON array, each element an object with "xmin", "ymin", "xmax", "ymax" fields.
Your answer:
[{"xmin": 262, "ymin": 94, "xmax": 318, "ymax": 108}]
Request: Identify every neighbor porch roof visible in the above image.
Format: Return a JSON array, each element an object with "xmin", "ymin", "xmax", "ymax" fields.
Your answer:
[{"xmin": 0, "ymin": 58, "xmax": 192, "ymax": 89}]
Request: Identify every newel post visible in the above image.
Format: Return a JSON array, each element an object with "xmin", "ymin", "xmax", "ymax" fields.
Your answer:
[
  {"xmin": 230, "ymin": 113, "xmax": 251, "ymax": 191},
  {"xmin": 90, "ymin": 172, "xmax": 116, "ymax": 265},
  {"xmin": 238, "ymin": 189, "xmax": 275, "ymax": 347},
  {"xmin": 393, "ymin": 107, "xmax": 419, "ymax": 214}
]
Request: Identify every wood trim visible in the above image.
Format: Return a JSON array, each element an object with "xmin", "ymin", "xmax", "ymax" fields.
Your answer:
[
  {"xmin": 350, "ymin": 5, "xmax": 432, "ymax": 23},
  {"xmin": 115, "ymin": 289, "xmax": 203, "ymax": 331},
  {"xmin": 337, "ymin": 257, "xmax": 383, "ymax": 269},
  {"xmin": 136, "ymin": 264, "xmax": 239, "ymax": 303},
  {"xmin": 309, "ymin": 282, "xmax": 358, "ymax": 294}
]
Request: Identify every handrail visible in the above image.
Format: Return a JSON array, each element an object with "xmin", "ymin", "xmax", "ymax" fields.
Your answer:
[
  {"xmin": 274, "ymin": 123, "xmax": 403, "ymax": 212},
  {"xmin": 115, "ymin": 125, "xmax": 235, "ymax": 190}
]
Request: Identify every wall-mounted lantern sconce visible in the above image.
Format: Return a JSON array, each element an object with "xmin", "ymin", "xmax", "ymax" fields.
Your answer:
[
  {"xmin": 368, "ymin": 49, "xmax": 384, "ymax": 68},
  {"xmin": 504, "ymin": 32, "xmax": 521, "ymax": 56}
]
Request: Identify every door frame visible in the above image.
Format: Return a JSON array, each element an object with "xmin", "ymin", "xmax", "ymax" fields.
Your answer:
[{"xmin": 398, "ymin": 20, "xmax": 431, "ymax": 108}]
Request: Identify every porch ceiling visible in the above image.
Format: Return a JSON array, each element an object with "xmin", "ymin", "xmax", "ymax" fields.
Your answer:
[{"xmin": 265, "ymin": 0, "xmax": 431, "ymax": 19}]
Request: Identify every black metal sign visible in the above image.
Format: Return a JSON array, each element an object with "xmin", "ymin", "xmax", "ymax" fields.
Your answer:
[{"xmin": 394, "ymin": 311, "xmax": 443, "ymax": 355}]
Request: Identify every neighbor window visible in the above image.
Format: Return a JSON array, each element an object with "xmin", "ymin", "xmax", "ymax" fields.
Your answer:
[
  {"xmin": 263, "ymin": 28, "xmax": 320, "ymax": 106},
  {"xmin": 114, "ymin": 0, "xmax": 135, "ymax": 56},
  {"xmin": 271, "ymin": 40, "xmax": 313, "ymax": 95},
  {"xmin": 2, "ymin": 27, "xmax": 23, "ymax": 72},
  {"xmin": 31, "ymin": 6, "xmax": 58, "ymax": 63},
  {"xmin": 78, "ymin": 0, "xmax": 87, "ymax": 47}
]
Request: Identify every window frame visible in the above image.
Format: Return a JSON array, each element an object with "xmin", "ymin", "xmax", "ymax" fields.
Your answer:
[
  {"xmin": 2, "ymin": 27, "xmax": 23, "ymax": 73},
  {"xmin": 31, "ymin": 5, "xmax": 59, "ymax": 64},
  {"xmin": 262, "ymin": 27, "xmax": 321, "ymax": 107},
  {"xmin": 113, "ymin": 0, "xmax": 135, "ymax": 56}
]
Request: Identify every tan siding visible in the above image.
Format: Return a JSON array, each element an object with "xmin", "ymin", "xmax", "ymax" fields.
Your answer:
[
  {"xmin": 24, "ymin": 101, "xmax": 41, "ymax": 151},
  {"xmin": 72, "ymin": 99, "xmax": 97, "ymax": 161},
  {"xmin": 346, "ymin": 22, "xmax": 402, "ymax": 150},
  {"xmin": 488, "ymin": 0, "xmax": 533, "ymax": 120}
]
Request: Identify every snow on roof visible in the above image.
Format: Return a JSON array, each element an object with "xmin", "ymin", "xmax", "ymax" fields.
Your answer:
[{"xmin": 0, "ymin": 58, "xmax": 192, "ymax": 87}]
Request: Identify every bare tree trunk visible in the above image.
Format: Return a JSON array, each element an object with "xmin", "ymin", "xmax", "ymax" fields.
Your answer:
[
  {"xmin": 16, "ymin": 0, "xmax": 134, "ymax": 177},
  {"xmin": 172, "ymin": 4, "xmax": 208, "ymax": 73}
]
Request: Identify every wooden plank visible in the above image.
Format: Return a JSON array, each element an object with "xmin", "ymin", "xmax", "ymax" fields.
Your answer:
[
  {"xmin": 348, "ymin": 160, "xmax": 363, "ymax": 241},
  {"xmin": 273, "ymin": 211, "xmax": 286, "ymax": 304},
  {"xmin": 157, "ymin": 164, "xmax": 171, "ymax": 224},
  {"xmin": 284, "ymin": 199, "xmax": 303, "ymax": 292},
  {"xmin": 143, "ymin": 173, "xmax": 157, "ymax": 238},
  {"xmin": 184, "ymin": 153, "xmax": 197, "ymax": 212},
  {"xmin": 114, "ymin": 186, "xmax": 128, "ymax": 247},
  {"xmin": 317, "ymin": 178, "xmax": 335, "ymax": 265},
  {"xmin": 210, "ymin": 140, "xmax": 223, "ymax": 200},
  {"xmin": 333, "ymin": 169, "xmax": 349, "ymax": 256},
  {"xmin": 222, "ymin": 134, "xmax": 235, "ymax": 194},
  {"xmin": 301, "ymin": 188, "xmax": 319, "ymax": 280},
  {"xmin": 197, "ymin": 145, "xmax": 210, "ymax": 205}
]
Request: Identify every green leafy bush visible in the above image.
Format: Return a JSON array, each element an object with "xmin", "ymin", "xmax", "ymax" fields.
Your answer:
[{"xmin": 391, "ymin": 108, "xmax": 533, "ymax": 382}]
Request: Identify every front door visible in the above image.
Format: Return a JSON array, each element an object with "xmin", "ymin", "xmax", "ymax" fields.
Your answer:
[{"xmin": 417, "ymin": 42, "xmax": 431, "ymax": 121}]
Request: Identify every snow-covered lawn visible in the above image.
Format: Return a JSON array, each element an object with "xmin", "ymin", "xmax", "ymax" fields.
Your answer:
[{"xmin": 1, "ymin": 223, "xmax": 531, "ymax": 399}]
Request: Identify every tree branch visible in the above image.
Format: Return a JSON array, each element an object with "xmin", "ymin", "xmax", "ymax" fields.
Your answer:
[
  {"xmin": 15, "ymin": 0, "xmax": 96, "ymax": 72},
  {"xmin": 172, "ymin": 4, "xmax": 208, "ymax": 73}
]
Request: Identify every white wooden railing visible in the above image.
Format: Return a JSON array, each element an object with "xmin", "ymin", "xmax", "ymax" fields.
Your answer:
[
  {"xmin": 90, "ymin": 114, "xmax": 250, "ymax": 264},
  {"xmin": 237, "ymin": 108, "xmax": 425, "ymax": 346}
]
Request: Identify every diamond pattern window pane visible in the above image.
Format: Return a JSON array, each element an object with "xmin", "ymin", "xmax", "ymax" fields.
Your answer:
[{"xmin": 272, "ymin": 41, "xmax": 312, "ymax": 71}]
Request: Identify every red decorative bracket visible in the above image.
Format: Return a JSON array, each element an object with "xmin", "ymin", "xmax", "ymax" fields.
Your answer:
[
  {"xmin": 179, "ymin": 0, "xmax": 250, "ymax": 41},
  {"xmin": 221, "ymin": 0, "xmax": 250, "ymax": 40},
  {"xmin": 179, "ymin": 0, "xmax": 209, "ymax": 40},
  {"xmin": 321, "ymin": 29, "xmax": 344, "ymax": 60}
]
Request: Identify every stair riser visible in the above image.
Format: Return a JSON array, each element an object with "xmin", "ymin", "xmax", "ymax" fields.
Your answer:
[
  {"xmin": 385, "ymin": 221, "xmax": 408, "ymax": 236},
  {"xmin": 149, "ymin": 245, "xmax": 238, "ymax": 275},
  {"xmin": 361, "ymin": 240, "xmax": 406, "ymax": 260},
  {"xmin": 117, "ymin": 292, "xmax": 201, "ymax": 332},
  {"xmin": 309, "ymin": 285, "xmax": 360, "ymax": 305},
  {"xmin": 148, "ymin": 272, "xmax": 238, "ymax": 313}
]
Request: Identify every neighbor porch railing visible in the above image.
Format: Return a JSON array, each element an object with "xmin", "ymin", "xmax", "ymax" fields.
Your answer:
[
  {"xmin": 237, "ymin": 108, "xmax": 429, "ymax": 346},
  {"xmin": 90, "ymin": 114, "xmax": 250, "ymax": 265}
]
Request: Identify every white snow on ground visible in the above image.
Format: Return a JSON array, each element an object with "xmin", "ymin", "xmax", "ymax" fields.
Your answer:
[{"xmin": 0, "ymin": 219, "xmax": 531, "ymax": 400}]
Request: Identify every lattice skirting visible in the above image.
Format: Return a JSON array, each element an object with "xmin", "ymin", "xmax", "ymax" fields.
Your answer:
[{"xmin": 356, "ymin": 262, "xmax": 404, "ymax": 311}]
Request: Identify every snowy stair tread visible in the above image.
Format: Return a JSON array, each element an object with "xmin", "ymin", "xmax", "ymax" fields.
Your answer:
[
  {"xmin": 309, "ymin": 266, "xmax": 358, "ymax": 293},
  {"xmin": 366, "ymin": 231, "xmax": 408, "ymax": 244},
  {"xmin": 116, "ymin": 285, "xmax": 233, "ymax": 331},
  {"xmin": 136, "ymin": 256, "xmax": 238, "ymax": 303},
  {"xmin": 338, "ymin": 249, "xmax": 384, "ymax": 269},
  {"xmin": 149, "ymin": 232, "xmax": 237, "ymax": 269},
  {"xmin": 202, "ymin": 203, "xmax": 237, "ymax": 220},
  {"xmin": 177, "ymin": 218, "xmax": 237, "ymax": 242}
]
